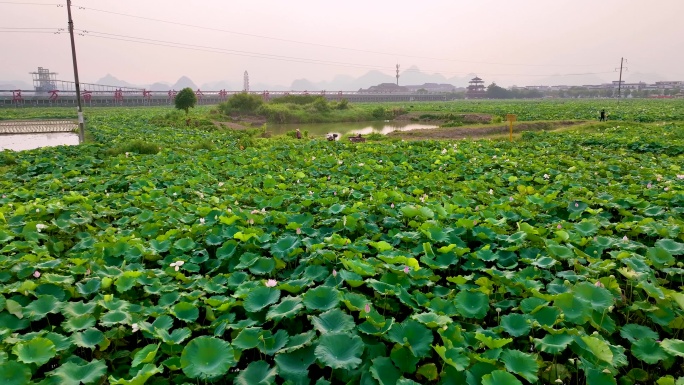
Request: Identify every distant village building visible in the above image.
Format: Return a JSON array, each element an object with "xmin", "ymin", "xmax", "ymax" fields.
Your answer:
[
  {"xmin": 358, "ymin": 83, "xmax": 409, "ymax": 93},
  {"xmin": 466, "ymin": 77, "xmax": 486, "ymax": 99},
  {"xmin": 404, "ymin": 83, "xmax": 457, "ymax": 93}
]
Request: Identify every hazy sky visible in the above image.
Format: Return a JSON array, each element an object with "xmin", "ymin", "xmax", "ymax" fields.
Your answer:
[{"xmin": 2, "ymin": 0, "xmax": 683, "ymax": 88}]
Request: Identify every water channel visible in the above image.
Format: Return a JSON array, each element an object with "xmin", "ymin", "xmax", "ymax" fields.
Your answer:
[
  {"xmin": 0, "ymin": 133, "xmax": 80, "ymax": 152},
  {"xmin": 266, "ymin": 121, "xmax": 437, "ymax": 137}
]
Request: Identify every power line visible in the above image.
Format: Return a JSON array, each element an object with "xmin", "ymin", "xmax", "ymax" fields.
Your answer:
[
  {"xmin": 71, "ymin": 3, "xmax": 606, "ymax": 69},
  {"xmin": 0, "ymin": 1, "xmax": 60, "ymax": 5},
  {"xmin": 75, "ymin": 29, "xmax": 615, "ymax": 78}
]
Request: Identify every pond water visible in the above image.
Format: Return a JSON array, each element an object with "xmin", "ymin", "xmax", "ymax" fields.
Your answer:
[
  {"xmin": 0, "ymin": 133, "xmax": 80, "ymax": 151},
  {"xmin": 266, "ymin": 121, "xmax": 437, "ymax": 137}
]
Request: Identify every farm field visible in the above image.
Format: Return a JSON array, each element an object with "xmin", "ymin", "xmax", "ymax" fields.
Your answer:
[{"xmin": 0, "ymin": 100, "xmax": 684, "ymax": 384}]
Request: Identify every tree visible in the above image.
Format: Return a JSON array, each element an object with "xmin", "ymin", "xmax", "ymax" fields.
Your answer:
[
  {"xmin": 486, "ymin": 83, "xmax": 511, "ymax": 99},
  {"xmin": 175, "ymin": 87, "xmax": 197, "ymax": 114}
]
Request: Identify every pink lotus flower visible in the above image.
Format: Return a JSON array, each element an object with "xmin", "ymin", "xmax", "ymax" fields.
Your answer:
[
  {"xmin": 332, "ymin": 269, "xmax": 337, "ymax": 277},
  {"xmin": 647, "ymin": 183, "xmax": 652, "ymax": 189},
  {"xmin": 595, "ymin": 281, "xmax": 604, "ymax": 288},
  {"xmin": 365, "ymin": 304, "xmax": 371, "ymax": 313},
  {"xmin": 677, "ymin": 175, "xmax": 684, "ymax": 180},
  {"xmin": 557, "ymin": 224, "xmax": 562, "ymax": 229},
  {"xmin": 296, "ymin": 228, "xmax": 302, "ymax": 235},
  {"xmin": 265, "ymin": 279, "xmax": 278, "ymax": 287},
  {"xmin": 33, "ymin": 270, "xmax": 41, "ymax": 278},
  {"xmin": 473, "ymin": 220, "xmax": 478, "ymax": 226},
  {"xmin": 509, "ymin": 197, "xmax": 514, "ymax": 202},
  {"xmin": 404, "ymin": 266, "xmax": 410, "ymax": 274},
  {"xmin": 390, "ymin": 203, "xmax": 395, "ymax": 208},
  {"xmin": 575, "ymin": 203, "xmax": 579, "ymax": 208},
  {"xmin": 622, "ymin": 235, "xmax": 628, "ymax": 242},
  {"xmin": 664, "ymin": 187, "xmax": 669, "ymax": 191}
]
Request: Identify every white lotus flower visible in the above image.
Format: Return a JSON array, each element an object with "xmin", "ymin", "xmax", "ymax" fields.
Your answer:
[
  {"xmin": 36, "ymin": 223, "xmax": 47, "ymax": 232},
  {"xmin": 265, "ymin": 279, "xmax": 278, "ymax": 287}
]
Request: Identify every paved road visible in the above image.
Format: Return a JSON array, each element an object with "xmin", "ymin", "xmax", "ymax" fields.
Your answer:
[{"xmin": 0, "ymin": 120, "xmax": 77, "ymax": 134}]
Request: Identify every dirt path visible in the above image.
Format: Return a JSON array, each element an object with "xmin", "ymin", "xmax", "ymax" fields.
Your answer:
[{"xmin": 388, "ymin": 120, "xmax": 584, "ymax": 140}]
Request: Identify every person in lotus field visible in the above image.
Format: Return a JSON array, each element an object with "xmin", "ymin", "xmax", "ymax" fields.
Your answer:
[
  {"xmin": 296, "ymin": 128, "xmax": 302, "ymax": 139},
  {"xmin": 600, "ymin": 109, "xmax": 606, "ymax": 121}
]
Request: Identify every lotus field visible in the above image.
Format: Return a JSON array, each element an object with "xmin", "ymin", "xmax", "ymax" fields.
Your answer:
[{"xmin": 1, "ymin": 102, "xmax": 684, "ymax": 385}]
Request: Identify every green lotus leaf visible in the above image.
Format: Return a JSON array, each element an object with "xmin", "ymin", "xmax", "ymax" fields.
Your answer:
[
  {"xmin": 76, "ymin": 279, "xmax": 101, "ymax": 296},
  {"xmin": 302, "ymin": 286, "xmax": 340, "ymax": 311},
  {"xmin": 282, "ymin": 330, "xmax": 316, "ymax": 353},
  {"xmin": 574, "ymin": 281, "xmax": 614, "ymax": 311},
  {"xmin": 275, "ymin": 345, "xmax": 316, "ymax": 379},
  {"xmin": 63, "ymin": 301, "xmax": 97, "ymax": 317},
  {"xmin": 358, "ymin": 317, "xmax": 394, "ymax": 335},
  {"xmin": 266, "ymin": 296, "xmax": 303, "ymax": 321},
  {"xmin": 233, "ymin": 327, "xmax": 264, "ymax": 350},
  {"xmin": 0, "ymin": 311, "xmax": 29, "ymax": 331},
  {"xmin": 397, "ymin": 379, "xmax": 422, "ymax": 385},
  {"xmin": 180, "ymin": 336, "xmax": 236, "ymax": 380},
  {"xmin": 235, "ymin": 360, "xmax": 277, "ymax": 385},
  {"xmin": 501, "ymin": 349, "xmax": 538, "ymax": 383},
  {"xmin": 100, "ymin": 310, "xmax": 131, "ymax": 326},
  {"xmin": 157, "ymin": 328, "xmax": 192, "ymax": 345},
  {"xmin": 24, "ymin": 295, "xmax": 62, "ymax": 320},
  {"xmin": 271, "ymin": 235, "xmax": 301, "ymax": 259},
  {"xmin": 314, "ymin": 333, "xmax": 364, "ymax": 370},
  {"xmin": 661, "ymin": 339, "xmax": 684, "ymax": 357},
  {"xmin": 312, "ymin": 308, "xmax": 355, "ymax": 334},
  {"xmin": 387, "ymin": 319, "xmax": 433, "ymax": 358},
  {"xmin": 500, "ymin": 313, "xmax": 531, "ymax": 337},
  {"xmin": 632, "ymin": 338, "xmax": 669, "ymax": 364},
  {"xmin": 554, "ymin": 292, "xmax": 592, "ymax": 324},
  {"xmin": 250, "ymin": 257, "xmax": 276, "ymax": 275},
  {"xmin": 173, "ymin": 237, "xmax": 196, "ymax": 252},
  {"xmin": 481, "ymin": 370, "xmax": 523, "ymax": 385},
  {"xmin": 50, "ymin": 359, "xmax": 107, "ymax": 385},
  {"xmin": 433, "ymin": 345, "xmax": 469, "ymax": 371},
  {"xmin": 580, "ymin": 336, "xmax": 614, "ymax": 363},
  {"xmin": 574, "ymin": 221, "xmax": 598, "ymax": 236},
  {"xmin": 533, "ymin": 333, "xmax": 573, "ymax": 354},
  {"xmin": 391, "ymin": 345, "xmax": 419, "ymax": 374},
  {"xmin": 0, "ymin": 361, "xmax": 31, "ymax": 385},
  {"xmin": 474, "ymin": 333, "xmax": 512, "ymax": 349},
  {"xmin": 72, "ymin": 328, "xmax": 105, "ymax": 349},
  {"xmin": 655, "ymin": 239, "xmax": 684, "ymax": 255},
  {"xmin": 13, "ymin": 337, "xmax": 56, "ymax": 366},
  {"xmin": 370, "ymin": 356, "xmax": 401, "ymax": 385},
  {"xmin": 411, "ymin": 312, "xmax": 452, "ymax": 328},
  {"xmin": 455, "ymin": 290, "xmax": 489, "ymax": 319},
  {"xmin": 109, "ymin": 364, "xmax": 162, "ymax": 385},
  {"xmin": 158, "ymin": 292, "xmax": 180, "ymax": 307},
  {"xmin": 45, "ymin": 332, "xmax": 73, "ymax": 351},
  {"xmin": 258, "ymin": 329, "xmax": 290, "ymax": 355},
  {"xmin": 620, "ymin": 323, "xmax": 659, "ymax": 342},
  {"xmin": 216, "ymin": 240, "xmax": 238, "ymax": 260},
  {"xmin": 244, "ymin": 287, "xmax": 281, "ymax": 313},
  {"xmin": 585, "ymin": 368, "xmax": 617, "ymax": 385},
  {"xmin": 647, "ymin": 247, "xmax": 675, "ymax": 268},
  {"xmin": 132, "ymin": 343, "xmax": 160, "ymax": 367},
  {"xmin": 63, "ymin": 315, "xmax": 96, "ymax": 332},
  {"xmin": 173, "ymin": 301, "xmax": 199, "ymax": 322}
]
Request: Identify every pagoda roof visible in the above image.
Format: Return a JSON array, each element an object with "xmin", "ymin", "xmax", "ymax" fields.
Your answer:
[{"xmin": 471, "ymin": 77, "xmax": 483, "ymax": 81}]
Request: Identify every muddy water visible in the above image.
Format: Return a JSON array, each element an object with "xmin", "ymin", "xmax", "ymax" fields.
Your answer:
[
  {"xmin": 0, "ymin": 133, "xmax": 80, "ymax": 151},
  {"xmin": 266, "ymin": 121, "xmax": 437, "ymax": 137}
]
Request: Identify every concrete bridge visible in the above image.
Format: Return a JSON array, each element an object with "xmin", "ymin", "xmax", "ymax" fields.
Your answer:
[{"xmin": 0, "ymin": 89, "xmax": 450, "ymax": 108}]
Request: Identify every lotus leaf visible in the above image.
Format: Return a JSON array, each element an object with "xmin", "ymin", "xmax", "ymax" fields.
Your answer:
[
  {"xmin": 314, "ymin": 333, "xmax": 364, "ymax": 370},
  {"xmin": 180, "ymin": 336, "xmax": 236, "ymax": 380}
]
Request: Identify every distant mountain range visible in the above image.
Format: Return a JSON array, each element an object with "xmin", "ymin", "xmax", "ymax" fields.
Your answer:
[{"xmin": 0, "ymin": 67, "xmax": 673, "ymax": 91}]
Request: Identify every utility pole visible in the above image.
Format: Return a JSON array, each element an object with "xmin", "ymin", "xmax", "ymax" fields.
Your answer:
[
  {"xmin": 616, "ymin": 57, "xmax": 628, "ymax": 104},
  {"xmin": 396, "ymin": 64, "xmax": 400, "ymax": 86},
  {"xmin": 66, "ymin": 0, "xmax": 85, "ymax": 143}
]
